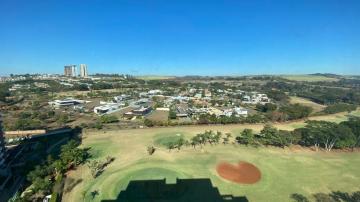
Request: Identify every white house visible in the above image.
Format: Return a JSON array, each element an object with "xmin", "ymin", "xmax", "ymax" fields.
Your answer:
[
  {"xmin": 48, "ymin": 98, "xmax": 86, "ymax": 108},
  {"xmin": 94, "ymin": 103, "xmax": 121, "ymax": 115},
  {"xmin": 114, "ymin": 94, "xmax": 131, "ymax": 102},
  {"xmin": 148, "ymin": 89, "xmax": 162, "ymax": 95}
]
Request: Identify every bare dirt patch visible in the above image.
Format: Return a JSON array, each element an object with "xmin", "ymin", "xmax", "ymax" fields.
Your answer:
[{"xmin": 216, "ymin": 161, "xmax": 261, "ymax": 184}]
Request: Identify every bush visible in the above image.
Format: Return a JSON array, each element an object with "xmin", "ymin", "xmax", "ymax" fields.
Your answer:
[
  {"xmin": 147, "ymin": 146, "xmax": 156, "ymax": 155},
  {"xmin": 144, "ymin": 119, "xmax": 154, "ymax": 127},
  {"xmin": 87, "ymin": 156, "xmax": 115, "ymax": 178},
  {"xmin": 100, "ymin": 115, "xmax": 118, "ymax": 124},
  {"xmin": 50, "ymin": 193, "xmax": 58, "ymax": 202}
]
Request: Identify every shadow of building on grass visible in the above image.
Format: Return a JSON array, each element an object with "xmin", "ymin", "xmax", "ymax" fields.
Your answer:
[{"xmin": 102, "ymin": 178, "xmax": 248, "ymax": 202}]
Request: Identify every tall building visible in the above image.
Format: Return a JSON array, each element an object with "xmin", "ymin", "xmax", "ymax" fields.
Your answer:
[
  {"xmin": 64, "ymin": 65, "xmax": 77, "ymax": 77},
  {"xmin": 80, "ymin": 64, "xmax": 88, "ymax": 77}
]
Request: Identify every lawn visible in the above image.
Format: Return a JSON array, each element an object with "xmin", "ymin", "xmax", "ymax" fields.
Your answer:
[
  {"xmin": 289, "ymin": 96, "xmax": 326, "ymax": 113},
  {"xmin": 62, "ymin": 116, "xmax": 360, "ymax": 202},
  {"xmin": 281, "ymin": 75, "xmax": 339, "ymax": 82}
]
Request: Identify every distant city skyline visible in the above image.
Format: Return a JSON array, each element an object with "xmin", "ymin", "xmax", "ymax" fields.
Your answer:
[{"xmin": 0, "ymin": 1, "xmax": 360, "ymax": 76}]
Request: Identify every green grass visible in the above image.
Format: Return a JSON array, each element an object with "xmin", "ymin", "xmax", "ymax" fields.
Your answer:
[
  {"xmin": 63, "ymin": 125, "xmax": 360, "ymax": 202},
  {"xmin": 281, "ymin": 75, "xmax": 339, "ymax": 82},
  {"xmin": 153, "ymin": 132, "xmax": 186, "ymax": 147},
  {"xmin": 289, "ymin": 96, "xmax": 326, "ymax": 113},
  {"xmin": 349, "ymin": 110, "xmax": 360, "ymax": 117}
]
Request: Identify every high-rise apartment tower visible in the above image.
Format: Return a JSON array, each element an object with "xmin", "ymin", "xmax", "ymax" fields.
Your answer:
[
  {"xmin": 64, "ymin": 65, "xmax": 77, "ymax": 77},
  {"xmin": 80, "ymin": 64, "xmax": 88, "ymax": 77}
]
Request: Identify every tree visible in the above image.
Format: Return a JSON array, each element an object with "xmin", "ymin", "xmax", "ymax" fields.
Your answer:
[
  {"xmin": 90, "ymin": 190, "xmax": 99, "ymax": 199},
  {"xmin": 266, "ymin": 89, "xmax": 289, "ymax": 102},
  {"xmin": 87, "ymin": 160, "xmax": 102, "ymax": 178},
  {"xmin": 313, "ymin": 193, "xmax": 336, "ymax": 202},
  {"xmin": 144, "ymin": 119, "xmax": 154, "ymax": 127},
  {"xmin": 175, "ymin": 138, "xmax": 186, "ymax": 150},
  {"xmin": 279, "ymin": 104, "xmax": 313, "ymax": 121},
  {"xmin": 57, "ymin": 114, "xmax": 69, "ymax": 126},
  {"xmin": 60, "ymin": 140, "xmax": 88, "ymax": 168},
  {"xmin": 296, "ymin": 121, "xmax": 327, "ymax": 151},
  {"xmin": 222, "ymin": 136, "xmax": 229, "ymax": 144},
  {"xmin": 168, "ymin": 109, "xmax": 177, "ymax": 120},
  {"xmin": 190, "ymin": 135, "xmax": 201, "ymax": 149},
  {"xmin": 147, "ymin": 146, "xmax": 156, "ymax": 155},
  {"xmin": 256, "ymin": 103, "xmax": 277, "ymax": 112},
  {"xmin": 290, "ymin": 193, "xmax": 309, "ymax": 202},
  {"xmin": 214, "ymin": 131, "xmax": 223, "ymax": 144},
  {"xmin": 332, "ymin": 124, "xmax": 356, "ymax": 149},
  {"xmin": 341, "ymin": 117, "xmax": 360, "ymax": 148},
  {"xmin": 236, "ymin": 129, "xmax": 255, "ymax": 146},
  {"xmin": 94, "ymin": 121, "xmax": 103, "ymax": 130},
  {"xmin": 166, "ymin": 142, "xmax": 175, "ymax": 152},
  {"xmin": 87, "ymin": 157, "xmax": 114, "ymax": 178},
  {"xmin": 297, "ymin": 121, "xmax": 344, "ymax": 151}
]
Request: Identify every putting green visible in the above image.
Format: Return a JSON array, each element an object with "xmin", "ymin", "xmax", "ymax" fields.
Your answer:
[{"xmin": 153, "ymin": 132, "xmax": 186, "ymax": 147}]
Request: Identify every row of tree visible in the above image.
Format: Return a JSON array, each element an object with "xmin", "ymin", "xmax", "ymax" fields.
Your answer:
[
  {"xmin": 291, "ymin": 190, "xmax": 360, "ymax": 202},
  {"xmin": 323, "ymin": 103, "xmax": 357, "ymax": 114},
  {"xmin": 162, "ymin": 131, "xmax": 232, "ymax": 152},
  {"xmin": 235, "ymin": 117, "xmax": 360, "ymax": 151},
  {"xmin": 159, "ymin": 117, "xmax": 360, "ymax": 153},
  {"xmin": 144, "ymin": 113, "xmax": 266, "ymax": 128},
  {"xmin": 197, "ymin": 113, "xmax": 265, "ymax": 124}
]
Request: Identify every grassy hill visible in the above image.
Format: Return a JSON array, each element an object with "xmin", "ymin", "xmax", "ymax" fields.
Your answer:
[{"xmin": 62, "ymin": 112, "xmax": 360, "ymax": 201}]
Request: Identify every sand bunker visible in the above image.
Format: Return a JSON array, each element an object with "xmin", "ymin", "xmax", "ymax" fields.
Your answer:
[{"xmin": 216, "ymin": 161, "xmax": 261, "ymax": 184}]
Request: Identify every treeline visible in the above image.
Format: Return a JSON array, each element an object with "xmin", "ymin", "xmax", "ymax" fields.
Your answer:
[
  {"xmin": 291, "ymin": 190, "xmax": 360, "ymax": 202},
  {"xmin": 323, "ymin": 103, "xmax": 357, "ymax": 114},
  {"xmin": 162, "ymin": 117, "xmax": 360, "ymax": 152},
  {"xmin": 257, "ymin": 103, "xmax": 313, "ymax": 122},
  {"xmin": 160, "ymin": 130, "xmax": 233, "ymax": 152},
  {"xmin": 263, "ymin": 81, "xmax": 360, "ymax": 105},
  {"xmin": 197, "ymin": 113, "xmax": 265, "ymax": 124},
  {"xmin": 0, "ymin": 83, "xmax": 10, "ymax": 102},
  {"xmin": 236, "ymin": 118, "xmax": 360, "ymax": 151},
  {"xmin": 298, "ymin": 87, "xmax": 360, "ymax": 105},
  {"xmin": 143, "ymin": 114, "xmax": 266, "ymax": 128}
]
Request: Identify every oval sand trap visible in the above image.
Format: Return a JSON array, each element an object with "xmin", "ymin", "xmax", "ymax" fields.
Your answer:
[{"xmin": 216, "ymin": 161, "xmax": 261, "ymax": 184}]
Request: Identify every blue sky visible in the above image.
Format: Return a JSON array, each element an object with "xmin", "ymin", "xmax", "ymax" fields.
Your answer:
[{"xmin": 0, "ymin": 0, "xmax": 359, "ymax": 76}]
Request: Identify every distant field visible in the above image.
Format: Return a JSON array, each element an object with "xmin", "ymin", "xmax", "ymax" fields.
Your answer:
[
  {"xmin": 62, "ymin": 110, "xmax": 360, "ymax": 202},
  {"xmin": 290, "ymin": 96, "xmax": 326, "ymax": 113},
  {"xmin": 281, "ymin": 75, "xmax": 339, "ymax": 82},
  {"xmin": 136, "ymin": 75, "xmax": 176, "ymax": 80}
]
